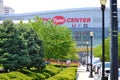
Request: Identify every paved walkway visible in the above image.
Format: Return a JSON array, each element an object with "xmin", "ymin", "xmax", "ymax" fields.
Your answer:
[{"xmin": 76, "ymin": 65, "xmax": 94, "ymax": 80}]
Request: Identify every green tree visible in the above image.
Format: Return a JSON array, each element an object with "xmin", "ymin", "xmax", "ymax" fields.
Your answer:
[
  {"xmin": 0, "ymin": 20, "xmax": 45, "ymax": 71},
  {"xmin": 64, "ymin": 41, "xmax": 78, "ymax": 60},
  {"xmin": 16, "ymin": 23, "xmax": 45, "ymax": 70},
  {"xmin": 2, "ymin": 19, "xmax": 14, "ymax": 28},
  {"xmin": 31, "ymin": 18, "xmax": 78, "ymax": 60},
  {"xmin": 0, "ymin": 20, "xmax": 27, "ymax": 70},
  {"xmin": 94, "ymin": 34, "xmax": 120, "ymax": 62}
]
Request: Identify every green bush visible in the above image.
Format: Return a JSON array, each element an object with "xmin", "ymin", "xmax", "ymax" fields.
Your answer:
[
  {"xmin": 46, "ymin": 67, "xmax": 77, "ymax": 80},
  {"xmin": 20, "ymin": 69, "xmax": 43, "ymax": 79},
  {"xmin": 20, "ymin": 69, "xmax": 32, "ymax": 74},
  {"xmin": 43, "ymin": 72, "xmax": 51, "ymax": 78},
  {"xmin": 43, "ymin": 65, "xmax": 61, "ymax": 75},
  {"xmin": 51, "ymin": 63, "xmax": 78, "ymax": 68},
  {"xmin": 0, "ymin": 72, "xmax": 31, "ymax": 80},
  {"xmin": 20, "ymin": 65, "xmax": 61, "ymax": 79},
  {"xmin": 0, "ymin": 65, "xmax": 64, "ymax": 80}
]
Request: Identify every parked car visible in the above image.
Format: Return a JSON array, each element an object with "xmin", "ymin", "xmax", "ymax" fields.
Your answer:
[
  {"xmin": 92, "ymin": 60, "xmax": 101, "ymax": 71},
  {"xmin": 96, "ymin": 62, "xmax": 110, "ymax": 80},
  {"xmin": 94, "ymin": 62, "xmax": 102, "ymax": 74},
  {"xmin": 87, "ymin": 57, "xmax": 101, "ymax": 71}
]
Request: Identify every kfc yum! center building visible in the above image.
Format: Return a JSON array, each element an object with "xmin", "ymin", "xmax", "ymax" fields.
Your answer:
[
  {"xmin": 0, "ymin": 7, "xmax": 120, "ymax": 49},
  {"xmin": 34, "ymin": 8, "xmax": 120, "ymax": 48}
]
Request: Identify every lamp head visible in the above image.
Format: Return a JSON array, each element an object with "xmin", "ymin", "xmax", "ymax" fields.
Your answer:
[
  {"xmin": 90, "ymin": 31, "xmax": 94, "ymax": 37},
  {"xmin": 100, "ymin": 0, "xmax": 107, "ymax": 5}
]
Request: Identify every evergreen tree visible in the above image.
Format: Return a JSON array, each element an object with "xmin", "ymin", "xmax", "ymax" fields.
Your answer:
[
  {"xmin": 0, "ymin": 20, "xmax": 45, "ymax": 71},
  {"xmin": 17, "ymin": 23, "xmax": 45, "ymax": 70}
]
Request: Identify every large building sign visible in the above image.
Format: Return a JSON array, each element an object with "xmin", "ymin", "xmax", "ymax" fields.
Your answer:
[{"xmin": 41, "ymin": 16, "xmax": 91, "ymax": 28}]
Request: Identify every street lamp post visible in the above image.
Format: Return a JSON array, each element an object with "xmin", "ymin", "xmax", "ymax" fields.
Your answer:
[
  {"xmin": 86, "ymin": 41, "xmax": 89, "ymax": 71},
  {"xmin": 89, "ymin": 31, "xmax": 93, "ymax": 78},
  {"xmin": 110, "ymin": 0, "xmax": 118, "ymax": 80},
  {"xmin": 100, "ymin": 0, "xmax": 107, "ymax": 80}
]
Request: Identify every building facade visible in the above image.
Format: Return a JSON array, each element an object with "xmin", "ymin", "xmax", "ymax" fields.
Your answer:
[
  {"xmin": 0, "ymin": 0, "xmax": 14, "ymax": 14},
  {"xmin": 0, "ymin": 7, "xmax": 120, "ymax": 47},
  {"xmin": 0, "ymin": 0, "xmax": 3, "ymax": 14},
  {"xmin": 3, "ymin": 6, "xmax": 15, "ymax": 14}
]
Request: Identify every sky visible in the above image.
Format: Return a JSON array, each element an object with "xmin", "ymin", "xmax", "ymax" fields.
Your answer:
[{"xmin": 3, "ymin": 0, "xmax": 120, "ymax": 14}]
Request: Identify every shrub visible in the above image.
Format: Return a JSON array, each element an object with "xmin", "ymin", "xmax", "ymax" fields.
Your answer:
[
  {"xmin": 43, "ymin": 65, "xmax": 61, "ymax": 75},
  {"xmin": 0, "ymin": 65, "xmax": 62, "ymax": 80},
  {"xmin": 20, "ymin": 68, "xmax": 45, "ymax": 79},
  {"xmin": 20, "ymin": 65, "xmax": 61, "ymax": 79},
  {"xmin": 0, "ymin": 72, "xmax": 31, "ymax": 80}
]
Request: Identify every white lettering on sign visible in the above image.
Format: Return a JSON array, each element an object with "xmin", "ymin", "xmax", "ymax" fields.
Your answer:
[{"xmin": 52, "ymin": 16, "xmax": 66, "ymax": 25}]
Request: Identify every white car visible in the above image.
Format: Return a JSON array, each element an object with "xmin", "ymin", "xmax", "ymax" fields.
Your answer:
[
  {"xmin": 94, "ymin": 62, "xmax": 102, "ymax": 74},
  {"xmin": 92, "ymin": 60, "xmax": 101, "ymax": 71},
  {"xmin": 97, "ymin": 62, "xmax": 110, "ymax": 79}
]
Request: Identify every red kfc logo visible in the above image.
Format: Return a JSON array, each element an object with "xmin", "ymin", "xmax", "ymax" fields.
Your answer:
[{"xmin": 52, "ymin": 16, "xmax": 66, "ymax": 25}]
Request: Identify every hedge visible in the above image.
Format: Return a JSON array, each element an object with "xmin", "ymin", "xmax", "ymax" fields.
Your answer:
[{"xmin": 46, "ymin": 67, "xmax": 77, "ymax": 80}]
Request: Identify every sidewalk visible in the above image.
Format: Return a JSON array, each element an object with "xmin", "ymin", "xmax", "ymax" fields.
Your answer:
[{"xmin": 76, "ymin": 65, "xmax": 94, "ymax": 80}]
